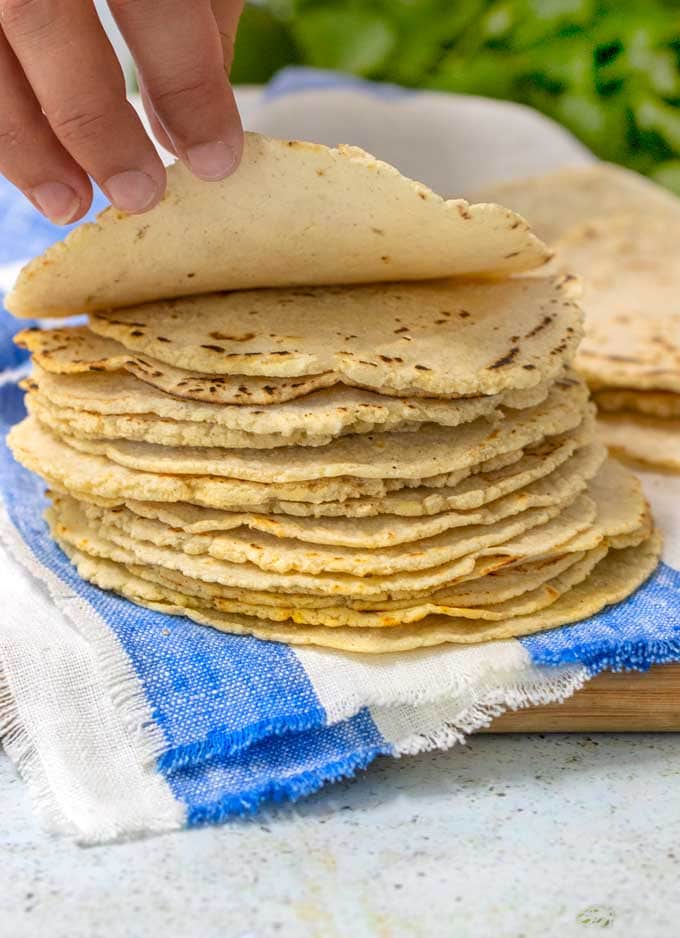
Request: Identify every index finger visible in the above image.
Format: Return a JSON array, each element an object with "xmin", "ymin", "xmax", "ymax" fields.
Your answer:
[{"xmin": 109, "ymin": 0, "xmax": 244, "ymax": 181}]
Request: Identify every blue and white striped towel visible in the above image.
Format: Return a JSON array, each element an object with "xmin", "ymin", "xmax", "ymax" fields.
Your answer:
[{"xmin": 1, "ymin": 71, "xmax": 679, "ymax": 843}]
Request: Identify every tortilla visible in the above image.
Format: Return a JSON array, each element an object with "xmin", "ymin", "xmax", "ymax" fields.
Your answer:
[
  {"xmin": 592, "ymin": 388, "xmax": 680, "ymax": 419},
  {"xmin": 47, "ymin": 502, "xmax": 493, "ymax": 599},
  {"xmin": 17, "ymin": 328, "xmax": 338, "ymax": 406},
  {"xmin": 11, "ymin": 409, "xmax": 596, "ymax": 514},
  {"xmin": 598, "ymin": 413, "xmax": 680, "ymax": 472},
  {"xmin": 46, "ymin": 377, "xmax": 589, "ymax": 484},
  {"xmin": 134, "ymin": 548, "xmax": 589, "ymax": 612},
  {"xmin": 26, "ymin": 392, "xmax": 381, "ymax": 450},
  {"xmin": 48, "ymin": 493, "xmax": 597, "ymax": 598},
  {"xmin": 246, "ymin": 420, "xmax": 597, "ymax": 519},
  {"xmin": 542, "ymin": 215, "xmax": 680, "ymax": 394},
  {"xmin": 23, "ymin": 341, "xmax": 554, "ymax": 433},
  {"xmin": 102, "ymin": 545, "xmax": 606, "ymax": 628},
  {"xmin": 15, "ymin": 326, "xmax": 564, "ymax": 404},
  {"xmin": 15, "ymin": 326, "xmax": 552, "ymax": 408},
  {"xmin": 551, "ymin": 457, "xmax": 649, "ymax": 546},
  {"xmin": 84, "ymin": 277, "xmax": 582, "ymax": 398},
  {"xmin": 6, "ymin": 132, "xmax": 549, "ymax": 318},
  {"xmin": 49, "ymin": 455, "xmax": 645, "ymax": 591},
  {"xmin": 472, "ymin": 162, "xmax": 680, "ymax": 244},
  {"xmin": 72, "ymin": 492, "xmax": 587, "ymax": 577},
  {"xmin": 82, "ymin": 442, "xmax": 605, "ymax": 554},
  {"xmin": 10, "ymin": 417, "xmax": 476, "ymax": 507},
  {"xmin": 97, "ymin": 440, "xmax": 604, "ymax": 549},
  {"xmin": 138, "ymin": 544, "xmax": 612, "ymax": 628},
  {"xmin": 24, "ymin": 365, "xmax": 529, "ymax": 444},
  {"xmin": 56, "ymin": 531, "xmax": 662, "ymax": 650},
  {"xmin": 475, "ymin": 170, "xmax": 680, "ymax": 397},
  {"xmin": 123, "ymin": 494, "xmax": 650, "ymax": 612}
]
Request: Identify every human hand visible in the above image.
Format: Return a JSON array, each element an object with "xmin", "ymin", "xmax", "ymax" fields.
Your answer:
[{"xmin": 0, "ymin": 0, "xmax": 245, "ymax": 223}]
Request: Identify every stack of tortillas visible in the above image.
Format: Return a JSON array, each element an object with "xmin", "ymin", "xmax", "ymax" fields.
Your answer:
[
  {"xmin": 476, "ymin": 163, "xmax": 680, "ymax": 472},
  {"xmin": 5, "ymin": 134, "xmax": 660, "ymax": 653}
]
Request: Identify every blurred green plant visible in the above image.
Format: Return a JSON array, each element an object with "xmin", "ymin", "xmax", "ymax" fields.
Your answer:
[{"xmin": 232, "ymin": 0, "xmax": 680, "ymax": 191}]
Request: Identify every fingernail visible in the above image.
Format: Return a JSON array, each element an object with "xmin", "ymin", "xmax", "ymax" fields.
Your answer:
[
  {"xmin": 31, "ymin": 182, "xmax": 80, "ymax": 225},
  {"xmin": 186, "ymin": 140, "xmax": 235, "ymax": 180},
  {"xmin": 104, "ymin": 170, "xmax": 159, "ymax": 213}
]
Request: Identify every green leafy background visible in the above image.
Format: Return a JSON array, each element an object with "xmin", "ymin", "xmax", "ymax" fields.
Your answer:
[{"xmin": 231, "ymin": 0, "xmax": 680, "ymax": 193}]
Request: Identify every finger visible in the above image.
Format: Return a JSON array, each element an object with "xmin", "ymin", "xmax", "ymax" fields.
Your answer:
[
  {"xmin": 108, "ymin": 0, "xmax": 243, "ymax": 181},
  {"xmin": 211, "ymin": 0, "xmax": 245, "ymax": 73},
  {"xmin": 138, "ymin": 75, "xmax": 176, "ymax": 156},
  {"xmin": 1, "ymin": 0, "xmax": 166, "ymax": 214},
  {"xmin": 139, "ymin": 1, "xmax": 244, "ymax": 160},
  {"xmin": 0, "ymin": 25, "xmax": 90, "ymax": 222}
]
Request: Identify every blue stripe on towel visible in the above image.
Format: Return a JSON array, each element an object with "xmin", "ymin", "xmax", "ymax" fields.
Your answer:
[
  {"xmin": 169, "ymin": 709, "xmax": 388, "ymax": 826},
  {"xmin": 521, "ymin": 562, "xmax": 680, "ymax": 673}
]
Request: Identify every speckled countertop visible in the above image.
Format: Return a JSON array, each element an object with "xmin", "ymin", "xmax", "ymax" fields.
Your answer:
[{"xmin": 3, "ymin": 733, "xmax": 679, "ymax": 938}]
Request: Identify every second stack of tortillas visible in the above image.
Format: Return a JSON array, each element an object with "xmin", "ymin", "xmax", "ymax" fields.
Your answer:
[
  {"xmin": 6, "ymin": 133, "xmax": 660, "ymax": 652},
  {"xmin": 476, "ymin": 162, "xmax": 680, "ymax": 472}
]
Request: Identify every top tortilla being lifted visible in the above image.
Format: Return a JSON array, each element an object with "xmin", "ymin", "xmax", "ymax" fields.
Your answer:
[
  {"xmin": 86, "ymin": 276, "xmax": 582, "ymax": 397},
  {"xmin": 472, "ymin": 162, "xmax": 680, "ymax": 244},
  {"xmin": 6, "ymin": 133, "xmax": 550, "ymax": 318}
]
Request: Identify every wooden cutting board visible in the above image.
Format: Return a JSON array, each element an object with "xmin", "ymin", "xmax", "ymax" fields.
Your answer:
[{"xmin": 484, "ymin": 663, "xmax": 680, "ymax": 732}]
